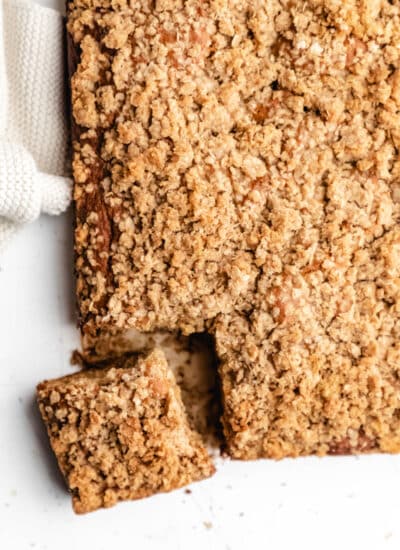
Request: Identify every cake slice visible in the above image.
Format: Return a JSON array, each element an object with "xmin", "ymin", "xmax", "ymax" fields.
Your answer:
[{"xmin": 36, "ymin": 349, "xmax": 215, "ymax": 513}]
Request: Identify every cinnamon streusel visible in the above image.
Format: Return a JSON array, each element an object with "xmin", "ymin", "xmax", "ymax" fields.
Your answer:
[{"xmin": 69, "ymin": 0, "xmax": 400, "ymax": 458}]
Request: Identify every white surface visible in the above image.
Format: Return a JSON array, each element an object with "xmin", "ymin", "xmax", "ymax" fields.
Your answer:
[{"xmin": 1, "ymin": 1, "xmax": 400, "ymax": 549}]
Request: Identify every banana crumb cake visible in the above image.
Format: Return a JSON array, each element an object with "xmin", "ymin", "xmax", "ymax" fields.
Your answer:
[
  {"xmin": 37, "ymin": 349, "xmax": 214, "ymax": 513},
  {"xmin": 68, "ymin": 0, "xmax": 400, "ymax": 459}
]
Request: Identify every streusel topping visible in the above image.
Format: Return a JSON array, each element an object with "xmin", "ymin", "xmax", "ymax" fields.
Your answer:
[{"xmin": 69, "ymin": 0, "xmax": 400, "ymax": 458}]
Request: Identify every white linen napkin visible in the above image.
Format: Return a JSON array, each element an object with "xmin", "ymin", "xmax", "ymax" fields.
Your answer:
[{"xmin": 0, "ymin": 0, "xmax": 71, "ymax": 249}]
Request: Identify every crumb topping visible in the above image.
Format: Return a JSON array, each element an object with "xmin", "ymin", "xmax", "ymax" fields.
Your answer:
[{"xmin": 69, "ymin": 0, "xmax": 400, "ymax": 458}]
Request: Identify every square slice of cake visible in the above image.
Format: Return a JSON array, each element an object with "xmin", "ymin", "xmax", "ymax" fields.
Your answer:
[{"xmin": 37, "ymin": 349, "xmax": 215, "ymax": 513}]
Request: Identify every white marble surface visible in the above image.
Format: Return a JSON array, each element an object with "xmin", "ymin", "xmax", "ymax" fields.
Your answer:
[{"xmin": 1, "ymin": 1, "xmax": 400, "ymax": 549}]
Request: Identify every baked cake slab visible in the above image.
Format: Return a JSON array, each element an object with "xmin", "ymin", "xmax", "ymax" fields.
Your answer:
[{"xmin": 68, "ymin": 0, "xmax": 400, "ymax": 459}]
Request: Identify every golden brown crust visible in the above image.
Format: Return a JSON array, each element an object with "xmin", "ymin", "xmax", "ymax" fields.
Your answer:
[
  {"xmin": 37, "ymin": 350, "xmax": 215, "ymax": 513},
  {"xmin": 69, "ymin": 0, "xmax": 400, "ymax": 459}
]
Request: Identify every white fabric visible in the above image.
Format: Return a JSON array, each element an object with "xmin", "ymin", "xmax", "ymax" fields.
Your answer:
[{"xmin": 0, "ymin": 0, "xmax": 71, "ymax": 248}]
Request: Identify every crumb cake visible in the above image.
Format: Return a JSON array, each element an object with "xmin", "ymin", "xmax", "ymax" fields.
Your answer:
[
  {"xmin": 69, "ymin": 0, "xmax": 400, "ymax": 458},
  {"xmin": 37, "ymin": 349, "xmax": 215, "ymax": 513}
]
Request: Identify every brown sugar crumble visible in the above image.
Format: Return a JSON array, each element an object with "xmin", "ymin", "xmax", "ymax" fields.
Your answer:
[
  {"xmin": 37, "ymin": 349, "xmax": 215, "ymax": 513},
  {"xmin": 68, "ymin": 0, "xmax": 400, "ymax": 459}
]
